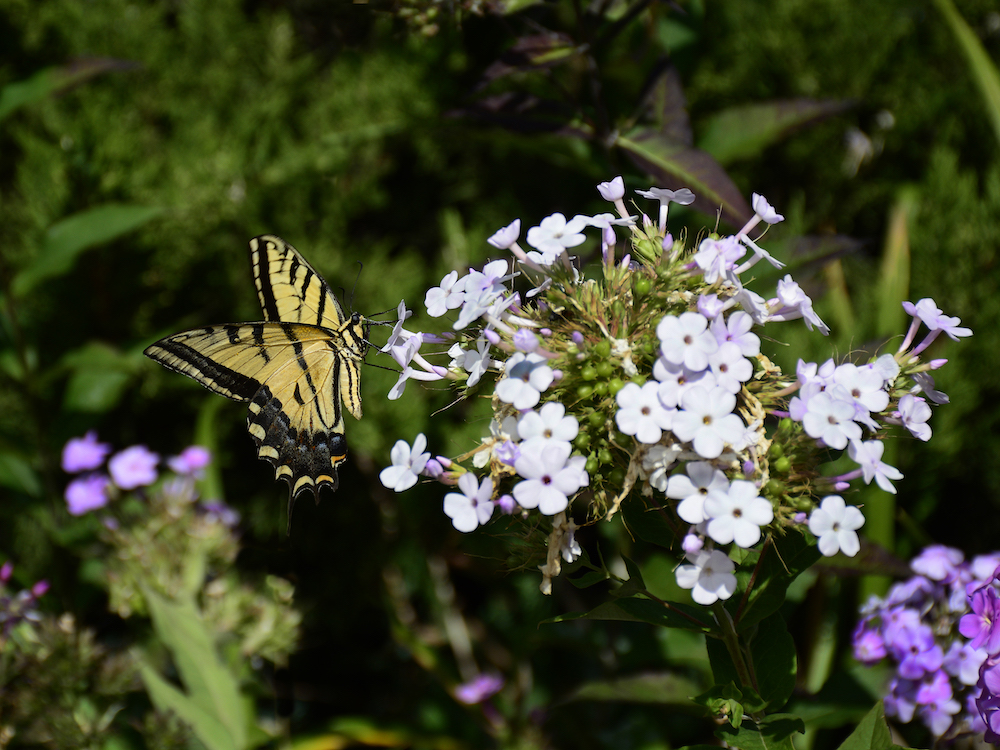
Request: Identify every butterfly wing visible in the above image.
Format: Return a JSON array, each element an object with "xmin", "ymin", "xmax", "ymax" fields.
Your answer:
[{"xmin": 144, "ymin": 322, "xmax": 355, "ymax": 504}]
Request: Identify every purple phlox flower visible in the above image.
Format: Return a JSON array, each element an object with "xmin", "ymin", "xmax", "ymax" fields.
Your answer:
[
  {"xmin": 696, "ymin": 293, "xmax": 727, "ymax": 321},
  {"xmin": 584, "ymin": 212, "xmax": 635, "ymax": 229},
  {"xmin": 944, "ymin": 641, "xmax": 987, "ymax": 686},
  {"xmin": 653, "ymin": 358, "xmax": 716, "ymax": 408},
  {"xmin": 912, "ymin": 372, "xmax": 949, "ymax": 405},
  {"xmin": 895, "ymin": 393, "xmax": 932, "ymax": 441},
  {"xmin": 425, "ymin": 270, "xmax": 467, "ymax": 317},
  {"xmin": 884, "ymin": 579, "xmax": 934, "ymax": 611},
  {"xmin": 973, "ymin": 553, "xmax": 1000, "ymax": 583},
  {"xmin": 488, "ymin": 219, "xmax": 521, "ymax": 250},
  {"xmin": 833, "ymin": 363, "xmax": 890, "ymax": 413},
  {"xmin": 681, "ymin": 532, "xmax": 704, "ymax": 555},
  {"xmin": 751, "ymin": 193, "xmax": 784, "ymax": 225},
  {"xmin": 892, "ymin": 623, "xmax": 944, "ymax": 680},
  {"xmin": 916, "ymin": 670, "xmax": 961, "ymax": 736},
  {"xmin": 976, "ymin": 681, "xmax": 1000, "ymax": 742},
  {"xmin": 711, "ymin": 311, "xmax": 760, "ymax": 357},
  {"xmin": 967, "ymin": 690, "xmax": 989, "ymax": 734},
  {"xmin": 473, "ymin": 416, "xmax": 520, "ymax": 470},
  {"xmin": 0, "ymin": 562, "xmax": 12, "ymax": 584},
  {"xmin": 512, "ymin": 440, "xmax": 588, "ymax": 516},
  {"xmin": 657, "ymin": 311, "xmax": 718, "ymax": 372},
  {"xmin": 65, "ymin": 474, "xmax": 110, "ymax": 515},
  {"xmin": 703, "ymin": 480, "xmax": 773, "ymax": 548},
  {"xmin": 380, "ymin": 434, "xmax": 431, "ymax": 492},
  {"xmin": 666, "ymin": 461, "xmax": 729, "ymax": 525},
  {"xmin": 799, "ymin": 390, "xmax": 861, "ymax": 450},
  {"xmin": 496, "ymin": 352, "xmax": 554, "ymax": 410},
  {"xmin": 882, "ymin": 605, "xmax": 923, "ymax": 644},
  {"xmin": 526, "ymin": 213, "xmax": 588, "ymax": 258},
  {"xmin": 108, "ymin": 445, "xmax": 159, "ymax": 490},
  {"xmin": 597, "ymin": 176, "xmax": 625, "ymax": 202},
  {"xmin": 960, "ymin": 586, "xmax": 1000, "ymax": 655},
  {"xmin": 614, "ymin": 381, "xmax": 675, "ymax": 444},
  {"xmin": 707, "ymin": 342, "xmax": 753, "ymax": 394},
  {"xmin": 885, "ymin": 677, "xmax": 919, "ymax": 723},
  {"xmin": 768, "ymin": 275, "xmax": 830, "ymax": 335},
  {"xmin": 635, "ymin": 186, "xmax": 695, "ymax": 232},
  {"xmin": 911, "ymin": 545, "xmax": 965, "ymax": 583},
  {"xmin": 62, "ymin": 431, "xmax": 111, "ymax": 473},
  {"xmin": 847, "ymin": 439, "xmax": 903, "ymax": 494},
  {"xmin": 808, "ymin": 495, "xmax": 864, "ymax": 557},
  {"xmin": 497, "ymin": 494, "xmax": 516, "ymax": 514},
  {"xmin": 675, "ymin": 548, "xmax": 737, "ymax": 605},
  {"xmin": 449, "ymin": 338, "xmax": 493, "ymax": 387},
  {"xmin": 903, "ymin": 298, "xmax": 973, "ymax": 342},
  {"xmin": 518, "ymin": 402, "xmax": 579, "ymax": 444},
  {"xmin": 641, "ymin": 443, "xmax": 683, "ymax": 492},
  {"xmin": 852, "ymin": 618, "xmax": 887, "ymax": 663},
  {"xmin": 513, "ymin": 328, "xmax": 539, "ymax": 353},
  {"xmin": 455, "ymin": 673, "xmax": 504, "ymax": 704},
  {"xmin": 167, "ymin": 446, "xmax": 211, "ymax": 477},
  {"xmin": 673, "ymin": 385, "xmax": 746, "ymax": 460},
  {"xmin": 444, "ymin": 473, "xmax": 495, "ymax": 532},
  {"xmin": 796, "ymin": 358, "xmax": 836, "ymax": 389},
  {"xmin": 735, "ymin": 233, "xmax": 785, "ymax": 273},
  {"xmin": 693, "ymin": 236, "xmax": 745, "ymax": 285}
]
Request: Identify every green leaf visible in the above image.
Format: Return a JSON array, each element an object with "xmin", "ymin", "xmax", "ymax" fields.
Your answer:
[
  {"xmin": 0, "ymin": 59, "xmax": 134, "ymax": 123},
  {"xmin": 61, "ymin": 342, "xmax": 143, "ymax": 413},
  {"xmin": 550, "ymin": 596, "xmax": 714, "ymax": 633},
  {"xmin": 716, "ymin": 713, "xmax": 805, "ymax": 750},
  {"xmin": 12, "ymin": 204, "xmax": 163, "ymax": 298},
  {"xmin": 568, "ymin": 672, "xmax": 702, "ymax": 705},
  {"xmin": 614, "ymin": 555, "xmax": 647, "ymax": 597},
  {"xmin": 692, "ymin": 682, "xmax": 746, "ymax": 727},
  {"xmin": 933, "ymin": 0, "xmax": 1000, "ymax": 147},
  {"xmin": 621, "ymin": 499, "xmax": 681, "ymax": 549},
  {"xmin": 0, "ymin": 451, "xmax": 41, "ymax": 497},
  {"xmin": 875, "ymin": 188, "xmax": 917, "ymax": 339},
  {"xmin": 732, "ymin": 533, "xmax": 821, "ymax": 632},
  {"xmin": 697, "ymin": 99, "xmax": 853, "ymax": 165},
  {"xmin": 748, "ymin": 612, "xmax": 796, "ymax": 711},
  {"xmin": 834, "ymin": 702, "xmax": 897, "ymax": 750},
  {"xmin": 141, "ymin": 589, "xmax": 248, "ymax": 749},
  {"xmin": 137, "ymin": 662, "xmax": 237, "ymax": 750},
  {"xmin": 617, "ymin": 129, "xmax": 752, "ymax": 227}
]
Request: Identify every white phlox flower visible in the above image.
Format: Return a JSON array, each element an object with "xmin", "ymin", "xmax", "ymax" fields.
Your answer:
[
  {"xmin": 449, "ymin": 337, "xmax": 493, "ymax": 387},
  {"xmin": 847, "ymin": 439, "xmax": 903, "ymax": 494},
  {"xmin": 380, "ymin": 434, "xmax": 431, "ymax": 492},
  {"xmin": 495, "ymin": 352, "xmax": 554, "ymax": 409},
  {"xmin": 425, "ymin": 270, "xmax": 467, "ymax": 317},
  {"xmin": 808, "ymin": 495, "xmax": 864, "ymax": 557},
  {"xmin": 897, "ymin": 393, "xmax": 932, "ymax": 441},
  {"xmin": 526, "ymin": 213, "xmax": 588, "ymax": 256},
  {"xmin": 800, "ymin": 390, "xmax": 862, "ymax": 450},
  {"xmin": 641, "ymin": 444, "xmax": 683, "ymax": 493},
  {"xmin": 666, "ymin": 461, "xmax": 729, "ymax": 525},
  {"xmin": 518, "ymin": 402, "xmax": 579, "ymax": 444},
  {"xmin": 513, "ymin": 441, "xmax": 589, "ymax": 515},
  {"xmin": 614, "ymin": 381, "xmax": 675, "ymax": 444},
  {"xmin": 708, "ymin": 342, "xmax": 754, "ymax": 394},
  {"xmin": 672, "ymin": 386, "xmax": 746, "ymax": 460},
  {"xmin": 444, "ymin": 473, "xmax": 495, "ymax": 532},
  {"xmin": 833, "ymin": 363, "xmax": 890, "ymax": 413},
  {"xmin": 653, "ymin": 358, "xmax": 716, "ymax": 408},
  {"xmin": 675, "ymin": 548, "xmax": 737, "ymax": 605},
  {"xmin": 487, "ymin": 219, "xmax": 521, "ymax": 250},
  {"xmin": 657, "ymin": 311, "xmax": 719, "ymax": 372},
  {"xmin": 770, "ymin": 275, "xmax": 830, "ymax": 335},
  {"xmin": 711, "ymin": 311, "xmax": 760, "ymax": 357},
  {"xmin": 597, "ymin": 176, "xmax": 625, "ymax": 201},
  {"xmin": 751, "ymin": 193, "xmax": 784, "ymax": 224},
  {"xmin": 903, "ymin": 298, "xmax": 972, "ymax": 340},
  {"xmin": 473, "ymin": 416, "xmax": 520, "ymax": 469},
  {"xmin": 703, "ymin": 480, "xmax": 773, "ymax": 548},
  {"xmin": 693, "ymin": 236, "xmax": 745, "ymax": 285}
]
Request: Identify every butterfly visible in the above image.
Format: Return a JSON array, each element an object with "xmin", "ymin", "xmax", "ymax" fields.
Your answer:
[{"xmin": 144, "ymin": 235, "xmax": 369, "ymax": 525}]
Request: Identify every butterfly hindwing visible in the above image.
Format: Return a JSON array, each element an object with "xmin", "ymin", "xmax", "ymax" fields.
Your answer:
[{"xmin": 145, "ymin": 235, "xmax": 370, "ymax": 527}]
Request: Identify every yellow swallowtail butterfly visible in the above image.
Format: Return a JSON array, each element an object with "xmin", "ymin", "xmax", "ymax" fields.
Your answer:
[{"xmin": 144, "ymin": 236, "xmax": 369, "ymax": 523}]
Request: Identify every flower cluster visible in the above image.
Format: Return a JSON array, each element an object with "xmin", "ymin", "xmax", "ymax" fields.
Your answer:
[
  {"xmin": 378, "ymin": 175, "xmax": 969, "ymax": 597},
  {"xmin": 0, "ymin": 562, "xmax": 48, "ymax": 641},
  {"xmin": 62, "ymin": 432, "xmax": 211, "ymax": 516},
  {"xmin": 853, "ymin": 545, "xmax": 1000, "ymax": 741}
]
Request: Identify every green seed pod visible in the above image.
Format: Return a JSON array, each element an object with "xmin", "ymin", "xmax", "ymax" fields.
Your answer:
[
  {"xmin": 598, "ymin": 448, "xmax": 613, "ymax": 465},
  {"xmin": 596, "ymin": 361, "xmax": 613, "ymax": 378},
  {"xmin": 587, "ymin": 411, "xmax": 604, "ymax": 428},
  {"xmin": 609, "ymin": 467, "xmax": 626, "ymax": 485},
  {"xmin": 594, "ymin": 341, "xmax": 611, "ymax": 358},
  {"xmin": 594, "ymin": 381, "xmax": 609, "ymax": 397},
  {"xmin": 574, "ymin": 432, "xmax": 592, "ymax": 451},
  {"xmin": 585, "ymin": 456, "xmax": 599, "ymax": 474},
  {"xmin": 581, "ymin": 365, "xmax": 598, "ymax": 381},
  {"xmin": 577, "ymin": 384, "xmax": 594, "ymax": 399},
  {"xmin": 633, "ymin": 276, "xmax": 652, "ymax": 296},
  {"xmin": 608, "ymin": 377, "xmax": 625, "ymax": 395},
  {"xmin": 768, "ymin": 442, "xmax": 785, "ymax": 459},
  {"xmin": 773, "ymin": 456, "xmax": 792, "ymax": 474}
]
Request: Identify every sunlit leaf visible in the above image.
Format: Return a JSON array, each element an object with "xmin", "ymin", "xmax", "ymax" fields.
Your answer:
[
  {"xmin": 697, "ymin": 99, "xmax": 854, "ymax": 165},
  {"xmin": 618, "ymin": 129, "xmax": 752, "ymax": 227},
  {"xmin": 569, "ymin": 672, "xmax": 701, "ymax": 704},
  {"xmin": 833, "ymin": 701, "xmax": 897, "ymax": 750},
  {"xmin": 0, "ymin": 59, "xmax": 136, "ymax": 123},
  {"xmin": 13, "ymin": 204, "xmax": 162, "ymax": 298}
]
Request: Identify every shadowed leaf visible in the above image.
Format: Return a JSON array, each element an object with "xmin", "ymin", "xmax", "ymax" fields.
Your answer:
[{"xmin": 0, "ymin": 59, "xmax": 137, "ymax": 123}]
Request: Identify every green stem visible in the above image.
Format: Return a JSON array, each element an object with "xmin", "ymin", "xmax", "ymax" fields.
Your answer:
[{"xmin": 711, "ymin": 601, "xmax": 764, "ymax": 721}]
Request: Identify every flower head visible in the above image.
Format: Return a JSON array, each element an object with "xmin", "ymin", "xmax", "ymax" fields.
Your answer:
[{"xmin": 108, "ymin": 445, "xmax": 159, "ymax": 490}]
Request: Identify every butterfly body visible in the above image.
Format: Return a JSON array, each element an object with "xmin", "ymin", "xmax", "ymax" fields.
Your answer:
[{"xmin": 145, "ymin": 236, "xmax": 368, "ymax": 515}]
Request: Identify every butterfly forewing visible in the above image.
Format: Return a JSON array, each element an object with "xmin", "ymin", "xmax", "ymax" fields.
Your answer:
[
  {"xmin": 144, "ymin": 235, "xmax": 369, "ymax": 527},
  {"xmin": 250, "ymin": 235, "xmax": 347, "ymax": 329}
]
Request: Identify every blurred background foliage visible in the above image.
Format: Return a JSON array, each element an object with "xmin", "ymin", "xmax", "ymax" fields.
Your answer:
[{"xmin": 0, "ymin": 0, "xmax": 998, "ymax": 747}]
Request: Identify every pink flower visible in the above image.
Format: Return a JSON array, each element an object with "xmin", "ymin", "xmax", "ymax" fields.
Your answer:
[
  {"xmin": 65, "ymin": 474, "xmax": 110, "ymax": 515},
  {"xmin": 108, "ymin": 445, "xmax": 159, "ymax": 490},
  {"xmin": 61, "ymin": 431, "xmax": 111, "ymax": 473},
  {"xmin": 167, "ymin": 446, "xmax": 211, "ymax": 476}
]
